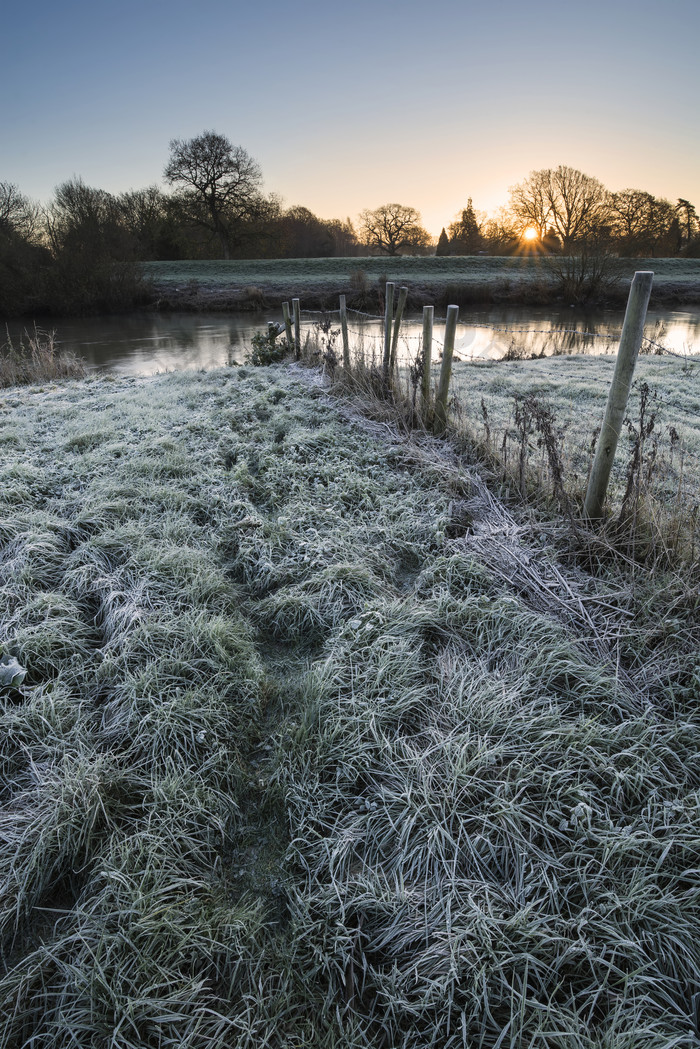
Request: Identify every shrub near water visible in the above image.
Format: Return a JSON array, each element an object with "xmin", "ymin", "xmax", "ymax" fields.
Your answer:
[
  {"xmin": 0, "ymin": 365, "xmax": 698, "ymax": 1047},
  {"xmin": 0, "ymin": 328, "xmax": 85, "ymax": 386}
]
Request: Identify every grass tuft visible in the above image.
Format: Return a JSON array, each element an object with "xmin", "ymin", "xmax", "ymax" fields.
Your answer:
[{"xmin": 0, "ymin": 361, "xmax": 698, "ymax": 1047}]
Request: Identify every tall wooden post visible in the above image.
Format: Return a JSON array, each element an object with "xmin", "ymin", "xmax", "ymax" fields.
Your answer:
[
  {"xmin": 382, "ymin": 282, "xmax": 395, "ymax": 379},
  {"xmin": 421, "ymin": 305, "xmax": 434, "ymax": 406},
  {"xmin": 389, "ymin": 285, "xmax": 409, "ymax": 371},
  {"xmin": 434, "ymin": 305, "xmax": 459, "ymax": 433},
  {"xmin": 282, "ymin": 302, "xmax": 293, "ymax": 349},
  {"xmin": 291, "ymin": 298, "xmax": 301, "ymax": 359},
  {"xmin": 339, "ymin": 294, "xmax": 351, "ymax": 372},
  {"xmin": 583, "ymin": 271, "xmax": 654, "ymax": 520}
]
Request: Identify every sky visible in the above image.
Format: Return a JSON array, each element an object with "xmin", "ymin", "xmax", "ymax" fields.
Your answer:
[{"xmin": 2, "ymin": 0, "xmax": 699, "ymax": 238}]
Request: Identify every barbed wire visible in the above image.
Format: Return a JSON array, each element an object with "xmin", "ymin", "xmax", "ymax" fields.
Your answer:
[
  {"xmin": 307, "ymin": 315, "xmax": 697, "ymax": 359},
  {"xmin": 347, "ymin": 308, "xmax": 385, "ymax": 321},
  {"xmin": 345, "ymin": 326, "xmax": 385, "ymax": 342},
  {"xmin": 300, "ymin": 308, "xmax": 699, "ymax": 384},
  {"xmin": 298, "ymin": 310, "xmax": 699, "ymax": 520}
]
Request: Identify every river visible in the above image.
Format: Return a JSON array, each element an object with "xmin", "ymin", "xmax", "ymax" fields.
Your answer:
[{"xmin": 8, "ymin": 305, "xmax": 700, "ymax": 375}]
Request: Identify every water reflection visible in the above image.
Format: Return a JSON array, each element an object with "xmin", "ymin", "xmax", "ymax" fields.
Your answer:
[
  {"xmin": 4, "ymin": 305, "xmax": 698, "ymax": 377},
  {"xmin": 347, "ymin": 306, "xmax": 700, "ymax": 362},
  {"xmin": 442, "ymin": 306, "xmax": 700, "ymax": 360},
  {"xmin": 4, "ymin": 312, "xmax": 281, "ymax": 376}
]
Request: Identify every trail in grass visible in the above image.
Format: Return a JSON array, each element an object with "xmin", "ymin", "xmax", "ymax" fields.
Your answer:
[{"xmin": 0, "ymin": 364, "xmax": 698, "ymax": 1048}]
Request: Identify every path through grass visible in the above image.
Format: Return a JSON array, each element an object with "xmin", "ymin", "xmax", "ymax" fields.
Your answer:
[{"xmin": 0, "ymin": 364, "xmax": 698, "ymax": 1046}]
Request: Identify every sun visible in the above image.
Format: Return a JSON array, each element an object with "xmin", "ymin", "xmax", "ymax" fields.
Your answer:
[{"xmin": 515, "ymin": 225, "xmax": 546, "ymax": 256}]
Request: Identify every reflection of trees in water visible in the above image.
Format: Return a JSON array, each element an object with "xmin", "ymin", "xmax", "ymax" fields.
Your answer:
[
  {"xmin": 550, "ymin": 329, "xmax": 615, "ymax": 356},
  {"xmin": 45, "ymin": 313, "xmax": 273, "ymax": 373},
  {"xmin": 472, "ymin": 307, "xmax": 621, "ymax": 360},
  {"xmin": 364, "ymin": 307, "xmax": 700, "ymax": 361},
  {"xmin": 476, "ymin": 324, "xmax": 618, "ymax": 360},
  {"xmin": 22, "ymin": 308, "xmax": 698, "ymax": 375}
]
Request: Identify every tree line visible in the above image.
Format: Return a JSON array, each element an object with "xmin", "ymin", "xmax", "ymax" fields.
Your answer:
[
  {"xmin": 1, "ymin": 132, "xmax": 698, "ymax": 317},
  {"xmin": 437, "ymin": 167, "xmax": 699, "ymax": 259}
]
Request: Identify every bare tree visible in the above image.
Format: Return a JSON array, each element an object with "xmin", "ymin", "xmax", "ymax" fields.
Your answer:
[
  {"xmin": 324, "ymin": 217, "xmax": 359, "ymax": 257},
  {"xmin": 481, "ymin": 209, "xmax": 520, "ymax": 254},
  {"xmin": 544, "ymin": 235, "xmax": 620, "ymax": 303},
  {"xmin": 509, "ymin": 166, "xmax": 609, "ymax": 250},
  {"xmin": 508, "ymin": 174, "xmax": 551, "ymax": 241},
  {"xmin": 39, "ymin": 178, "xmax": 144, "ymax": 313},
  {"xmin": 46, "ymin": 178, "xmax": 124, "ymax": 255},
  {"xmin": 358, "ymin": 203, "xmax": 430, "ymax": 256},
  {"xmin": 0, "ymin": 182, "xmax": 49, "ymax": 317},
  {"xmin": 609, "ymin": 189, "xmax": 675, "ymax": 256},
  {"xmin": 0, "ymin": 182, "xmax": 39, "ymax": 240},
  {"xmin": 164, "ymin": 131, "xmax": 263, "ymax": 258},
  {"xmin": 117, "ymin": 185, "xmax": 167, "ymax": 256}
]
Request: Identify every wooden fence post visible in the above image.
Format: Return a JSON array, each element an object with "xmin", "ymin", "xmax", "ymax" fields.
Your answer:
[
  {"xmin": 389, "ymin": 286, "xmax": 409, "ymax": 371},
  {"xmin": 583, "ymin": 271, "xmax": 654, "ymax": 520},
  {"xmin": 292, "ymin": 298, "xmax": 301, "ymax": 359},
  {"xmin": 421, "ymin": 305, "xmax": 434, "ymax": 407},
  {"xmin": 382, "ymin": 282, "xmax": 395, "ymax": 379},
  {"xmin": 339, "ymin": 294, "xmax": 351, "ymax": 372},
  {"xmin": 434, "ymin": 305, "xmax": 459, "ymax": 433},
  {"xmin": 282, "ymin": 302, "xmax": 293, "ymax": 349}
]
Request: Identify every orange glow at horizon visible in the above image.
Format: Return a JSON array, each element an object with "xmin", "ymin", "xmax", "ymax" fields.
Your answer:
[{"xmin": 522, "ymin": 227, "xmax": 539, "ymax": 241}]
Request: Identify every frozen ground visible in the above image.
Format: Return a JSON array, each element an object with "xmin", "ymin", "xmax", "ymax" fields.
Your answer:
[{"xmin": 0, "ymin": 364, "xmax": 698, "ymax": 1047}]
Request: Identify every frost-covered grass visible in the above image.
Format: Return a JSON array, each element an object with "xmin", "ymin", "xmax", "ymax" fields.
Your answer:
[
  {"xmin": 144, "ymin": 256, "xmax": 700, "ymax": 313},
  {"xmin": 447, "ymin": 353, "xmax": 700, "ymax": 558},
  {"xmin": 1, "ymin": 364, "xmax": 699, "ymax": 1047},
  {"xmin": 306, "ymin": 312, "xmax": 700, "ymax": 559},
  {"xmin": 144, "ymin": 257, "xmax": 700, "ymax": 293},
  {"xmin": 145, "ymin": 256, "xmax": 555, "ymax": 290},
  {"xmin": 283, "ymin": 580, "xmax": 700, "ymax": 1047}
]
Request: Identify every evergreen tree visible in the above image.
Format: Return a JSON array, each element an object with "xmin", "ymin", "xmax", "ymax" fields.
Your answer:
[
  {"xmin": 448, "ymin": 198, "xmax": 483, "ymax": 254},
  {"xmin": 436, "ymin": 227, "xmax": 450, "ymax": 256}
]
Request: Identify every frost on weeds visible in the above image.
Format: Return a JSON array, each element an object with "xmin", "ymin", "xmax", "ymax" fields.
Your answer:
[{"xmin": 0, "ymin": 366, "xmax": 698, "ymax": 1048}]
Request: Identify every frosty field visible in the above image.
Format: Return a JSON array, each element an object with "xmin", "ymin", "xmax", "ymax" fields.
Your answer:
[
  {"xmin": 143, "ymin": 256, "xmax": 700, "ymax": 312},
  {"xmin": 447, "ymin": 353, "xmax": 700, "ymax": 548},
  {"xmin": 0, "ymin": 363, "xmax": 699, "ymax": 1047}
]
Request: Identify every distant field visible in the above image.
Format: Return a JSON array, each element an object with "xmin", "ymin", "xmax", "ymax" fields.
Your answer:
[
  {"xmin": 143, "ymin": 256, "xmax": 700, "ymax": 311},
  {"xmin": 144, "ymin": 255, "xmax": 700, "ymax": 288},
  {"xmin": 450, "ymin": 353, "xmax": 700, "ymax": 491},
  {"xmin": 144, "ymin": 256, "xmax": 554, "ymax": 288}
]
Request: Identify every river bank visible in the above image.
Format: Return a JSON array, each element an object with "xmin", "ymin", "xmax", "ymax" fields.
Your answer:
[
  {"xmin": 144, "ymin": 256, "xmax": 700, "ymax": 313},
  {"xmin": 1, "ymin": 362, "xmax": 699, "ymax": 1046}
]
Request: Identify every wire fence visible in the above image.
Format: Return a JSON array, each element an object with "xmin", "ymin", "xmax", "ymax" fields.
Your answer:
[
  {"xmin": 288, "ymin": 291, "xmax": 700, "ymax": 560},
  {"xmin": 299, "ymin": 306, "xmax": 700, "ymax": 419},
  {"xmin": 301, "ymin": 306, "xmax": 697, "ymax": 363}
]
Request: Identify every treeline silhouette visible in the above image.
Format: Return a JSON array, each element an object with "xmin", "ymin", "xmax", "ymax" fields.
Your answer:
[
  {"xmin": 0, "ymin": 176, "xmax": 362, "ymax": 317},
  {"xmin": 438, "ymin": 174, "xmax": 700, "ymax": 259},
  {"xmin": 1, "ymin": 147, "xmax": 698, "ymax": 317}
]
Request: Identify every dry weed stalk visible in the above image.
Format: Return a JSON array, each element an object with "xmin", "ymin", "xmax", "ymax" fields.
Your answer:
[{"xmin": 1, "ymin": 326, "xmax": 85, "ymax": 387}]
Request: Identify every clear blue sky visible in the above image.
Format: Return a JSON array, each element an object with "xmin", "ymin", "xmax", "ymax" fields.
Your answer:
[{"xmin": 2, "ymin": 0, "xmax": 698, "ymax": 237}]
